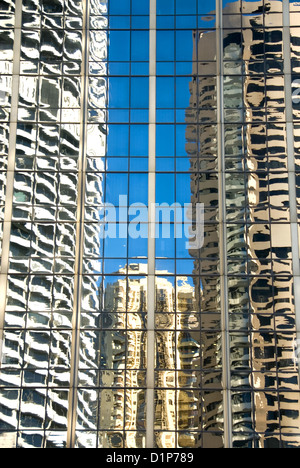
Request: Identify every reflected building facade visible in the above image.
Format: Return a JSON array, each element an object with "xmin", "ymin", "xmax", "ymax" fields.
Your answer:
[
  {"xmin": 222, "ymin": 0, "xmax": 300, "ymax": 447},
  {"xmin": 0, "ymin": 0, "xmax": 300, "ymax": 449}
]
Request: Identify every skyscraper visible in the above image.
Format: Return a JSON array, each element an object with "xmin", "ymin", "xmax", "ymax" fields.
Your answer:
[{"xmin": 0, "ymin": 0, "xmax": 300, "ymax": 449}]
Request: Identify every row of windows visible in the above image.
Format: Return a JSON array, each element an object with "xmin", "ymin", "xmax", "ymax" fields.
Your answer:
[
  {"xmin": 2, "ymin": 111, "xmax": 297, "ymax": 126},
  {"xmin": 1, "ymin": 107, "xmax": 300, "ymax": 125},
  {"xmin": 2, "ymin": 271, "xmax": 295, "ymax": 297},
  {"xmin": 18, "ymin": 14, "xmax": 222, "ymax": 31},
  {"xmin": 3, "ymin": 253, "xmax": 298, "ymax": 270},
  {"xmin": 7, "ymin": 107, "xmax": 296, "ymax": 125},
  {"xmin": 13, "ymin": 122, "xmax": 283, "ymax": 157},
  {"xmin": 0, "ymin": 154, "xmax": 296, "ymax": 172},
  {"xmin": 0, "ymin": 26, "xmax": 297, "ymax": 63},
  {"xmin": 4, "ymin": 75, "xmax": 298, "ymax": 109},
  {"xmin": 21, "ymin": 154, "xmax": 292, "ymax": 173},
  {"xmin": 0, "ymin": 332, "xmax": 297, "ymax": 370},
  {"xmin": 1, "ymin": 311, "xmax": 297, "ymax": 333},
  {"xmin": 0, "ymin": 0, "xmax": 297, "ymax": 16},
  {"xmin": 5, "ymin": 59, "xmax": 294, "ymax": 77},
  {"xmin": 4, "ymin": 255, "xmax": 297, "ymax": 275},
  {"xmin": 17, "ymin": 0, "xmax": 294, "ymax": 17},
  {"xmin": 3, "ymin": 273, "xmax": 295, "ymax": 297},
  {"xmin": 2, "ymin": 310, "xmax": 294, "ymax": 331},
  {"xmin": 12, "ymin": 12, "xmax": 300, "ymax": 30},
  {"xmin": 1, "ymin": 368, "xmax": 297, "ymax": 390},
  {"xmin": 6, "ymin": 204, "xmax": 300, "ymax": 223},
  {"xmin": 6, "ymin": 105, "xmax": 284, "ymax": 124}
]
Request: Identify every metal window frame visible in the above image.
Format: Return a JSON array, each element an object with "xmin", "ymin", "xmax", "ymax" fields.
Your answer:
[
  {"xmin": 216, "ymin": 0, "xmax": 233, "ymax": 449},
  {"xmin": 146, "ymin": 0, "xmax": 156, "ymax": 450},
  {"xmin": 66, "ymin": 0, "xmax": 90, "ymax": 449}
]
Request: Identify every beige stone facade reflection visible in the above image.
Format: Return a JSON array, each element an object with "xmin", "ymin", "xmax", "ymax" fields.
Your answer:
[
  {"xmin": 224, "ymin": 0, "xmax": 300, "ymax": 445},
  {"xmin": 178, "ymin": 0, "xmax": 300, "ymax": 447}
]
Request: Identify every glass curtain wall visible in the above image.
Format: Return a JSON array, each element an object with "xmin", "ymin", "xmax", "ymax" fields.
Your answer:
[{"xmin": 0, "ymin": 0, "xmax": 300, "ymax": 449}]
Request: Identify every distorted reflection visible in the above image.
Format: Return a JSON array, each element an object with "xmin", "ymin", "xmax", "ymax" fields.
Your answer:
[
  {"xmin": 0, "ymin": 0, "xmax": 300, "ymax": 450},
  {"xmin": 154, "ymin": 0, "xmax": 299, "ymax": 449},
  {"xmin": 224, "ymin": 0, "xmax": 300, "ymax": 448}
]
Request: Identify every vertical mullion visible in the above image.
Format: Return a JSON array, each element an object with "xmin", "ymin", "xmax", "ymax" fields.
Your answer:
[
  {"xmin": 66, "ymin": 0, "xmax": 90, "ymax": 449},
  {"xmin": 216, "ymin": 0, "xmax": 233, "ymax": 449},
  {"xmin": 146, "ymin": 0, "xmax": 156, "ymax": 450}
]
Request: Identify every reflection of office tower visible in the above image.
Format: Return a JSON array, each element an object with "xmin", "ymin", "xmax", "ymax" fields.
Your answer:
[
  {"xmin": 222, "ymin": 0, "xmax": 300, "ymax": 447},
  {"xmin": 183, "ymin": 27, "xmax": 223, "ymax": 449},
  {"xmin": 181, "ymin": 0, "xmax": 300, "ymax": 448}
]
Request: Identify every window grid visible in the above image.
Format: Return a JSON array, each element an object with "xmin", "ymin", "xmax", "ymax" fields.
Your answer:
[{"xmin": 0, "ymin": 0, "xmax": 299, "ymax": 449}]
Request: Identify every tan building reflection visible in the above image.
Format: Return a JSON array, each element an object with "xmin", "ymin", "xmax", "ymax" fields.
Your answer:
[
  {"xmin": 170, "ymin": 0, "xmax": 300, "ymax": 447},
  {"xmin": 91, "ymin": 261, "xmax": 221, "ymax": 448},
  {"xmin": 223, "ymin": 0, "xmax": 299, "ymax": 446},
  {"xmin": 87, "ymin": 264, "xmax": 147, "ymax": 448}
]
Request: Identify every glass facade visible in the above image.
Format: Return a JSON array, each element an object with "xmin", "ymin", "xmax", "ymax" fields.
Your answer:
[{"xmin": 0, "ymin": 0, "xmax": 299, "ymax": 449}]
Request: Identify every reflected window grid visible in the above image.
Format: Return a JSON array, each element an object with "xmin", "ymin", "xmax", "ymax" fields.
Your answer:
[
  {"xmin": 0, "ymin": 0, "xmax": 300, "ymax": 450},
  {"xmin": 223, "ymin": 0, "xmax": 300, "ymax": 449}
]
